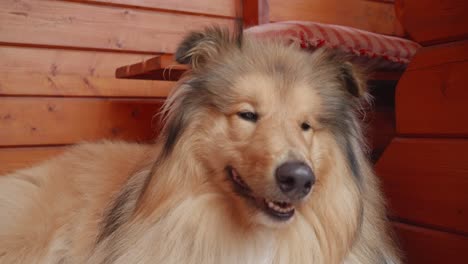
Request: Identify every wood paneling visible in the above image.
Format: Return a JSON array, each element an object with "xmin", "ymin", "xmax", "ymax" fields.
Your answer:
[
  {"xmin": 393, "ymin": 222, "xmax": 468, "ymax": 264},
  {"xmin": 396, "ymin": 41, "xmax": 468, "ymax": 136},
  {"xmin": 269, "ymin": 0, "xmax": 404, "ymax": 36},
  {"xmin": 0, "ymin": 0, "xmax": 234, "ymax": 53},
  {"xmin": 0, "ymin": 46, "xmax": 155, "ymax": 78},
  {"xmin": 75, "ymin": 0, "xmax": 239, "ymax": 18},
  {"xmin": 376, "ymin": 138, "xmax": 468, "ymax": 234},
  {"xmin": 0, "ymin": 146, "xmax": 68, "ymax": 175},
  {"xmin": 395, "ymin": 0, "xmax": 468, "ymax": 45},
  {"xmin": 0, "ymin": 73, "xmax": 173, "ymax": 97},
  {"xmin": 0, "ymin": 98, "xmax": 164, "ymax": 146},
  {"xmin": 407, "ymin": 40, "xmax": 468, "ymax": 71}
]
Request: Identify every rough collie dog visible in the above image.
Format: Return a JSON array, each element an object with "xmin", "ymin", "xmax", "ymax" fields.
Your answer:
[{"xmin": 0, "ymin": 27, "xmax": 400, "ymax": 263}]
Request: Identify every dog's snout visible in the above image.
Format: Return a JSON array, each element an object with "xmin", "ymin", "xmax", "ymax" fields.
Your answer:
[{"xmin": 275, "ymin": 161, "xmax": 315, "ymax": 200}]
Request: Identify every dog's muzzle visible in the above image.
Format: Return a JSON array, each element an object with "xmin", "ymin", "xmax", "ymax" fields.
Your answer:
[{"xmin": 226, "ymin": 163, "xmax": 315, "ymax": 222}]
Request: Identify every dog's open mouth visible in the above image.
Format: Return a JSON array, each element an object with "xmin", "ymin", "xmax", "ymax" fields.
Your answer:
[{"xmin": 226, "ymin": 166, "xmax": 295, "ymax": 221}]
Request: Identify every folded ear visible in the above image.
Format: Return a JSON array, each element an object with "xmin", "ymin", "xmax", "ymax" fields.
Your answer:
[
  {"xmin": 175, "ymin": 27, "xmax": 242, "ymax": 70},
  {"xmin": 340, "ymin": 62, "xmax": 367, "ymax": 98}
]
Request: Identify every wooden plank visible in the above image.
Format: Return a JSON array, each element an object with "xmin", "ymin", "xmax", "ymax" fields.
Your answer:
[
  {"xmin": 393, "ymin": 222, "xmax": 468, "ymax": 264},
  {"xmin": 115, "ymin": 54, "xmax": 188, "ymax": 81},
  {"xmin": 0, "ymin": 46, "xmax": 155, "ymax": 78},
  {"xmin": 396, "ymin": 42, "xmax": 468, "ymax": 136},
  {"xmin": 73, "ymin": 0, "xmax": 239, "ymax": 18},
  {"xmin": 242, "ymin": 0, "xmax": 269, "ymax": 27},
  {"xmin": 114, "ymin": 53, "xmax": 401, "ymax": 81},
  {"xmin": 395, "ymin": 0, "xmax": 468, "ymax": 45},
  {"xmin": 0, "ymin": 0, "xmax": 234, "ymax": 53},
  {"xmin": 0, "ymin": 146, "xmax": 68, "ymax": 175},
  {"xmin": 407, "ymin": 40, "xmax": 468, "ymax": 71},
  {"xmin": 269, "ymin": 0, "xmax": 404, "ymax": 36},
  {"xmin": 376, "ymin": 138, "xmax": 468, "ymax": 234},
  {"xmin": 0, "ymin": 97, "xmax": 165, "ymax": 146},
  {"xmin": 0, "ymin": 72, "xmax": 174, "ymax": 97}
]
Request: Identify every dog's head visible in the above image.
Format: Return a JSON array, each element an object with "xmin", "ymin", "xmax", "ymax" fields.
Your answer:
[{"xmin": 161, "ymin": 27, "xmax": 367, "ymax": 228}]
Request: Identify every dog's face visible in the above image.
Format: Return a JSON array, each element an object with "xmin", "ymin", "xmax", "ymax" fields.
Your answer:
[
  {"xmin": 217, "ymin": 73, "xmax": 323, "ymax": 226},
  {"xmin": 163, "ymin": 28, "xmax": 366, "ymax": 228}
]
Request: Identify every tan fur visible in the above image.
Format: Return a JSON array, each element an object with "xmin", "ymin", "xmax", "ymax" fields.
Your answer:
[{"xmin": 0, "ymin": 28, "xmax": 400, "ymax": 264}]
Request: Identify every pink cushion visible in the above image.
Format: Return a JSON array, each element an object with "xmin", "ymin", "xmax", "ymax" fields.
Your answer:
[{"xmin": 245, "ymin": 21, "xmax": 421, "ymax": 70}]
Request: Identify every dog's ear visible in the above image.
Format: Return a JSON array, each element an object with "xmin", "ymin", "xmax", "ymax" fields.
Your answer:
[
  {"xmin": 339, "ymin": 62, "xmax": 367, "ymax": 98},
  {"xmin": 175, "ymin": 27, "xmax": 242, "ymax": 70}
]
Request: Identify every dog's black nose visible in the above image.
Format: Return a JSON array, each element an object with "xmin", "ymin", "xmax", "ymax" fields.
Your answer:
[{"xmin": 275, "ymin": 161, "xmax": 315, "ymax": 200}]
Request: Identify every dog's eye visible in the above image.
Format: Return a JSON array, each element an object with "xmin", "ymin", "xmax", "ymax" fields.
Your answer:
[
  {"xmin": 301, "ymin": 122, "xmax": 312, "ymax": 131},
  {"xmin": 237, "ymin": 111, "xmax": 258, "ymax": 122}
]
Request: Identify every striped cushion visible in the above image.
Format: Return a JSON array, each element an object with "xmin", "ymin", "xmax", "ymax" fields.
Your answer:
[{"xmin": 245, "ymin": 21, "xmax": 421, "ymax": 70}]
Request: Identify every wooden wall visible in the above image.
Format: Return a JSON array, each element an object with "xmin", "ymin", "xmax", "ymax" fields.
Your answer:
[
  {"xmin": 376, "ymin": 1, "xmax": 468, "ymax": 263},
  {"xmin": 0, "ymin": 0, "xmax": 238, "ymax": 174},
  {"xmin": 268, "ymin": 0, "xmax": 404, "ymax": 36}
]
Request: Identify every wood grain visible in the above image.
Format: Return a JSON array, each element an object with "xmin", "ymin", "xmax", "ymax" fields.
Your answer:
[
  {"xmin": 269, "ymin": 0, "xmax": 404, "ymax": 36},
  {"xmin": 0, "ymin": 46, "xmax": 155, "ymax": 78},
  {"xmin": 396, "ymin": 41, "xmax": 468, "ymax": 136},
  {"xmin": 393, "ymin": 222, "xmax": 468, "ymax": 264},
  {"xmin": 0, "ymin": 146, "xmax": 68, "ymax": 175},
  {"xmin": 395, "ymin": 0, "xmax": 468, "ymax": 45},
  {"xmin": 376, "ymin": 138, "xmax": 468, "ymax": 234},
  {"xmin": 0, "ymin": 0, "xmax": 234, "ymax": 53},
  {"xmin": 0, "ymin": 97, "xmax": 164, "ymax": 146},
  {"xmin": 0, "ymin": 72, "xmax": 174, "ymax": 97},
  {"xmin": 115, "ymin": 54, "xmax": 188, "ymax": 81},
  {"xmin": 72, "ymin": 0, "xmax": 239, "ymax": 18}
]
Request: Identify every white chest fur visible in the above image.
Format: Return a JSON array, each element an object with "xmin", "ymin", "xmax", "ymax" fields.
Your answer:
[{"xmin": 108, "ymin": 195, "xmax": 292, "ymax": 264}]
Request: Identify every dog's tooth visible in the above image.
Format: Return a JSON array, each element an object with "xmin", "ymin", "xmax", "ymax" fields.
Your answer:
[
  {"xmin": 265, "ymin": 199, "xmax": 295, "ymax": 214},
  {"xmin": 268, "ymin": 201, "xmax": 279, "ymax": 211},
  {"xmin": 274, "ymin": 204, "xmax": 282, "ymax": 212},
  {"xmin": 268, "ymin": 201, "xmax": 275, "ymax": 208}
]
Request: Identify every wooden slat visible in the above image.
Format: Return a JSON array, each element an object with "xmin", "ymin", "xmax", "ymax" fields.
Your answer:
[
  {"xmin": 0, "ymin": 0, "xmax": 234, "ymax": 53},
  {"xmin": 242, "ymin": 0, "xmax": 269, "ymax": 27},
  {"xmin": 114, "ymin": 54, "xmax": 402, "ymax": 82},
  {"xmin": 395, "ymin": 0, "xmax": 468, "ymax": 45},
  {"xmin": 74, "ymin": 0, "xmax": 239, "ymax": 18},
  {"xmin": 0, "ymin": 97, "xmax": 164, "ymax": 146},
  {"xmin": 0, "ymin": 146, "xmax": 68, "ymax": 175},
  {"xmin": 407, "ymin": 40, "xmax": 468, "ymax": 71},
  {"xmin": 393, "ymin": 222, "xmax": 468, "ymax": 264},
  {"xmin": 269, "ymin": 0, "xmax": 404, "ymax": 36},
  {"xmin": 396, "ymin": 41, "xmax": 468, "ymax": 136},
  {"xmin": 376, "ymin": 138, "xmax": 468, "ymax": 234},
  {"xmin": 0, "ymin": 46, "xmax": 155, "ymax": 78},
  {"xmin": 0, "ymin": 72, "xmax": 174, "ymax": 97},
  {"xmin": 115, "ymin": 54, "xmax": 188, "ymax": 80}
]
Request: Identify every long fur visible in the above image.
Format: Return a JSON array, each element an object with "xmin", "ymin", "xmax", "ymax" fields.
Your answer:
[{"xmin": 0, "ymin": 27, "xmax": 401, "ymax": 264}]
